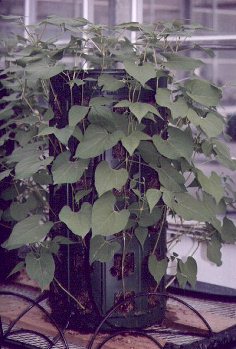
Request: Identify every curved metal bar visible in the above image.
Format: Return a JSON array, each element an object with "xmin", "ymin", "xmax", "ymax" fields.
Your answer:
[
  {"xmin": 87, "ymin": 292, "xmax": 213, "ymax": 349},
  {"xmin": 96, "ymin": 329, "xmax": 163, "ymax": 349},
  {"xmin": 0, "ymin": 291, "xmax": 69, "ymax": 349},
  {"xmin": 5, "ymin": 328, "xmax": 54, "ymax": 346},
  {"xmin": 4, "ymin": 292, "xmax": 47, "ymax": 337}
]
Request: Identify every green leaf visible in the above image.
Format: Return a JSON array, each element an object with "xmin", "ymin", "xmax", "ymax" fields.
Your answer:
[
  {"xmin": 8, "ymin": 261, "xmax": 25, "ymax": 278},
  {"xmin": 185, "ymin": 79, "xmax": 222, "ymax": 107},
  {"xmin": 89, "ymin": 96, "xmax": 114, "ymax": 107},
  {"xmin": 68, "ymin": 105, "xmax": 89, "ymax": 127},
  {"xmin": 98, "ymin": 74, "xmax": 125, "ymax": 91},
  {"xmin": 2, "ymin": 215, "xmax": 53, "ymax": 250},
  {"xmin": 170, "ymin": 97, "xmax": 189, "ymax": 119},
  {"xmin": 177, "ymin": 257, "xmax": 197, "ymax": 288},
  {"xmin": 15, "ymin": 155, "xmax": 53, "ymax": 180},
  {"xmin": 155, "ymin": 88, "xmax": 172, "ymax": 108},
  {"xmin": 25, "ymin": 64, "xmax": 65, "ymax": 79},
  {"xmin": 114, "ymin": 100, "xmax": 131, "ymax": 108},
  {"xmin": 153, "ymin": 127, "xmax": 193, "ymax": 160},
  {"xmin": 163, "ymin": 53, "xmax": 203, "ymax": 70},
  {"xmin": 33, "ymin": 169, "xmax": 53, "ymax": 185},
  {"xmin": 75, "ymin": 125, "xmax": 123, "ymax": 159},
  {"xmin": 59, "ymin": 203, "xmax": 92, "ymax": 238},
  {"xmin": 123, "ymin": 61, "xmax": 156, "ymax": 86},
  {"xmin": 25, "ymin": 249, "xmax": 55, "ymax": 290},
  {"xmin": 75, "ymin": 189, "xmax": 92, "ymax": 204},
  {"xmin": 146, "ymin": 189, "xmax": 162, "ymax": 213},
  {"xmin": 201, "ymin": 112, "xmax": 225, "ymax": 138},
  {"xmin": 121, "ymin": 131, "xmax": 150, "ymax": 156},
  {"xmin": 52, "ymin": 151, "xmax": 89, "ymax": 184},
  {"xmin": 38, "ymin": 126, "xmax": 74, "ymax": 145},
  {"xmin": 92, "ymin": 192, "xmax": 129, "ymax": 236},
  {"xmin": 139, "ymin": 205, "xmax": 163, "ymax": 227},
  {"xmin": 129, "ymin": 102, "xmax": 160, "ymax": 123},
  {"xmin": 148, "ymin": 255, "xmax": 168, "ymax": 285},
  {"xmin": 153, "ymin": 158, "xmax": 185, "ymax": 193},
  {"xmin": 135, "ymin": 226, "xmax": 148, "ymax": 249},
  {"xmin": 95, "ymin": 161, "xmax": 128, "ymax": 197},
  {"xmin": 138, "ymin": 141, "xmax": 160, "ymax": 163},
  {"xmin": 197, "ymin": 170, "xmax": 224, "ymax": 204},
  {"xmin": 207, "ymin": 234, "xmax": 222, "ymax": 266},
  {"xmin": 10, "ymin": 194, "xmax": 40, "ymax": 221},
  {"xmin": 173, "ymin": 193, "xmax": 212, "ymax": 221},
  {"xmin": 213, "ymin": 140, "xmax": 236, "ymax": 170},
  {"xmin": 0, "ymin": 169, "xmax": 11, "ymax": 181},
  {"xmin": 89, "ymin": 235, "xmax": 120, "ymax": 264},
  {"xmin": 221, "ymin": 217, "xmax": 236, "ymax": 243}
]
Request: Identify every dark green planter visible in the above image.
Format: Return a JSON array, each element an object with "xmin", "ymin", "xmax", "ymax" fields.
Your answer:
[{"xmin": 49, "ymin": 70, "xmax": 167, "ymax": 331}]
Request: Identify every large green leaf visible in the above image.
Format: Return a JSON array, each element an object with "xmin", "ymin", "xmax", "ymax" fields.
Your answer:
[
  {"xmin": 155, "ymin": 88, "xmax": 172, "ymax": 108},
  {"xmin": 25, "ymin": 249, "xmax": 55, "ymax": 290},
  {"xmin": 95, "ymin": 160, "xmax": 128, "ymax": 197},
  {"xmin": 197, "ymin": 170, "xmax": 224, "ymax": 204},
  {"xmin": 153, "ymin": 127, "xmax": 193, "ymax": 160},
  {"xmin": 198, "ymin": 112, "xmax": 225, "ymax": 138},
  {"xmin": 148, "ymin": 255, "xmax": 168, "ymax": 285},
  {"xmin": 139, "ymin": 205, "xmax": 163, "ymax": 227},
  {"xmin": 185, "ymin": 79, "xmax": 222, "ymax": 107},
  {"xmin": 163, "ymin": 53, "xmax": 203, "ymax": 71},
  {"xmin": 59, "ymin": 203, "xmax": 92, "ymax": 238},
  {"xmin": 51, "ymin": 151, "xmax": 89, "ymax": 184},
  {"xmin": 2, "ymin": 215, "xmax": 53, "ymax": 250},
  {"xmin": 146, "ymin": 189, "xmax": 162, "ymax": 213},
  {"xmin": 121, "ymin": 131, "xmax": 150, "ymax": 156},
  {"xmin": 92, "ymin": 192, "xmax": 129, "ymax": 236},
  {"xmin": 68, "ymin": 105, "xmax": 89, "ymax": 126},
  {"xmin": 138, "ymin": 141, "xmax": 160, "ymax": 163},
  {"xmin": 129, "ymin": 102, "xmax": 160, "ymax": 123},
  {"xmin": 173, "ymin": 192, "xmax": 213, "ymax": 221},
  {"xmin": 98, "ymin": 74, "xmax": 125, "ymax": 91},
  {"xmin": 123, "ymin": 61, "xmax": 156, "ymax": 86},
  {"xmin": 25, "ymin": 64, "xmax": 65, "ymax": 79},
  {"xmin": 89, "ymin": 235, "xmax": 120, "ymax": 264},
  {"xmin": 75, "ymin": 125, "xmax": 123, "ymax": 159}
]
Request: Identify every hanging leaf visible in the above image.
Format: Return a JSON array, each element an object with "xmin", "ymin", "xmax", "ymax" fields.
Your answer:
[
  {"xmin": 123, "ymin": 61, "xmax": 156, "ymax": 86},
  {"xmin": 38, "ymin": 126, "xmax": 74, "ymax": 145},
  {"xmin": 121, "ymin": 131, "xmax": 150, "ymax": 156},
  {"xmin": 138, "ymin": 141, "xmax": 160, "ymax": 164},
  {"xmin": 135, "ymin": 226, "xmax": 148, "ymax": 249},
  {"xmin": 162, "ymin": 53, "xmax": 203, "ymax": 71},
  {"xmin": 148, "ymin": 255, "xmax": 168, "ymax": 285},
  {"xmin": 198, "ymin": 112, "xmax": 225, "ymax": 138},
  {"xmin": 155, "ymin": 88, "xmax": 172, "ymax": 108},
  {"xmin": 8, "ymin": 261, "xmax": 25, "ymax": 278},
  {"xmin": 185, "ymin": 79, "xmax": 222, "ymax": 107},
  {"xmin": 153, "ymin": 127, "xmax": 193, "ymax": 160},
  {"xmin": 68, "ymin": 105, "xmax": 89, "ymax": 127},
  {"xmin": 129, "ymin": 102, "xmax": 160, "ymax": 123},
  {"xmin": 177, "ymin": 257, "xmax": 197, "ymax": 288},
  {"xmin": 92, "ymin": 192, "xmax": 129, "ymax": 236},
  {"xmin": 25, "ymin": 64, "xmax": 65, "ymax": 79},
  {"xmin": 15, "ymin": 155, "xmax": 53, "ymax": 180},
  {"xmin": 52, "ymin": 151, "xmax": 89, "ymax": 184},
  {"xmin": 89, "ymin": 235, "xmax": 120, "ymax": 264},
  {"xmin": 197, "ymin": 170, "xmax": 224, "ymax": 204},
  {"xmin": 146, "ymin": 189, "xmax": 162, "ymax": 213},
  {"xmin": 95, "ymin": 160, "xmax": 128, "ymax": 197},
  {"xmin": 2, "ymin": 215, "xmax": 53, "ymax": 250},
  {"xmin": 207, "ymin": 234, "xmax": 222, "ymax": 266},
  {"xmin": 59, "ymin": 203, "xmax": 92, "ymax": 238},
  {"xmin": 98, "ymin": 74, "xmax": 125, "ymax": 91},
  {"xmin": 221, "ymin": 217, "xmax": 236, "ymax": 243},
  {"xmin": 25, "ymin": 249, "xmax": 55, "ymax": 290},
  {"xmin": 153, "ymin": 158, "xmax": 185, "ymax": 193},
  {"xmin": 75, "ymin": 125, "xmax": 123, "ymax": 159}
]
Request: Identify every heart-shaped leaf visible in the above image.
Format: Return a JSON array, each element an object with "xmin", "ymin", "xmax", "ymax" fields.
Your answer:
[
  {"xmin": 95, "ymin": 160, "xmax": 128, "ymax": 197},
  {"xmin": 148, "ymin": 255, "xmax": 168, "ymax": 285},
  {"xmin": 89, "ymin": 235, "xmax": 120, "ymax": 264},
  {"xmin": 146, "ymin": 189, "xmax": 162, "ymax": 213},
  {"xmin": 68, "ymin": 105, "xmax": 89, "ymax": 126},
  {"xmin": 92, "ymin": 192, "xmax": 129, "ymax": 236},
  {"xmin": 123, "ymin": 61, "xmax": 156, "ymax": 86}
]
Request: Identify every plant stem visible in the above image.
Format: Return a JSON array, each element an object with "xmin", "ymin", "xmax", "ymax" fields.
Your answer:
[{"xmin": 53, "ymin": 277, "xmax": 86, "ymax": 310}]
